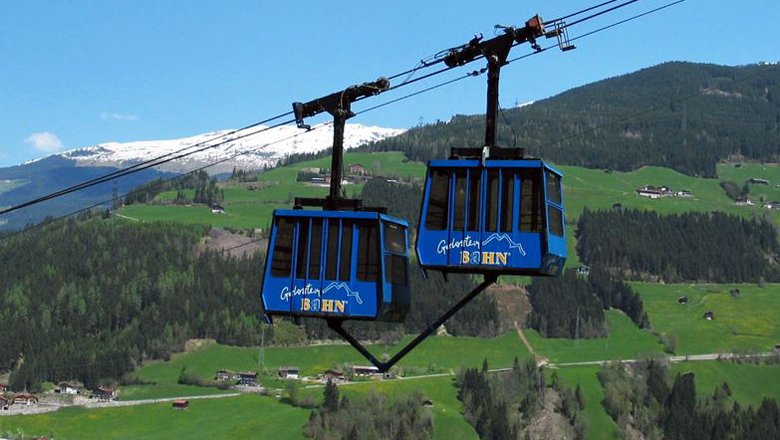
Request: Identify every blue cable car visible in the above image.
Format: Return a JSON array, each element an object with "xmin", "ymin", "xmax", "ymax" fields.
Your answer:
[
  {"xmin": 261, "ymin": 209, "xmax": 410, "ymax": 322},
  {"xmin": 416, "ymin": 158, "xmax": 566, "ymax": 277}
]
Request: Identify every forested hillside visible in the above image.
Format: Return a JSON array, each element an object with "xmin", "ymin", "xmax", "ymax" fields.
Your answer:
[
  {"xmin": 359, "ymin": 62, "xmax": 780, "ymax": 177},
  {"xmin": 577, "ymin": 209, "xmax": 780, "ymax": 283},
  {"xmin": 0, "ymin": 217, "xmax": 264, "ymax": 390}
]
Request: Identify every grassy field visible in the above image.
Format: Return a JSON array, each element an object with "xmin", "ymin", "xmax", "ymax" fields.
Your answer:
[
  {"xmin": 560, "ymin": 164, "xmax": 778, "ymax": 222},
  {"xmin": 717, "ymin": 163, "xmax": 780, "ymax": 208},
  {"xmin": 129, "ymin": 332, "xmax": 529, "ymax": 399},
  {"xmin": 0, "ymin": 394, "xmax": 310, "ymax": 440},
  {"xmin": 634, "ymin": 283, "xmax": 780, "ymax": 355},
  {"xmin": 294, "ymin": 376, "xmax": 478, "ymax": 440},
  {"xmin": 554, "ymin": 366, "xmax": 620, "ymax": 440},
  {"xmin": 669, "ymin": 360, "xmax": 780, "ymax": 406},
  {"xmin": 525, "ymin": 310, "xmax": 665, "ymax": 364}
]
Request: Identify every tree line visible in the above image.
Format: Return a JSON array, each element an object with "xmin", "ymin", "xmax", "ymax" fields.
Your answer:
[
  {"xmin": 528, "ymin": 267, "xmax": 649, "ymax": 339},
  {"xmin": 577, "ymin": 209, "xmax": 780, "ymax": 283},
  {"xmin": 0, "ymin": 216, "xmax": 264, "ymax": 391},
  {"xmin": 599, "ymin": 359, "xmax": 780, "ymax": 439},
  {"xmin": 456, "ymin": 358, "xmax": 586, "ymax": 439},
  {"xmin": 303, "ymin": 381, "xmax": 433, "ymax": 440},
  {"xmin": 124, "ymin": 170, "xmax": 223, "ymax": 206}
]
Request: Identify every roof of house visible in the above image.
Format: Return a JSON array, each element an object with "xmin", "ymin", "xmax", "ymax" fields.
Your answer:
[{"xmin": 239, "ymin": 371, "xmax": 258, "ymax": 377}]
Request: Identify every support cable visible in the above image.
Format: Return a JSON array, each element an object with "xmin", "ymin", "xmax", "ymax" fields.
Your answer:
[{"xmin": 2, "ymin": 0, "xmax": 686, "ymax": 230}]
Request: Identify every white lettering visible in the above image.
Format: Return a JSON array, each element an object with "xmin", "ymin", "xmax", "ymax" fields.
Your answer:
[
  {"xmin": 280, "ymin": 284, "xmax": 321, "ymax": 301},
  {"xmin": 436, "ymin": 235, "xmax": 481, "ymax": 254}
]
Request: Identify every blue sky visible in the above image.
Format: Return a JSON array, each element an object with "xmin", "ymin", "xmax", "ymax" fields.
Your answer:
[{"xmin": 1, "ymin": 0, "xmax": 777, "ymax": 167}]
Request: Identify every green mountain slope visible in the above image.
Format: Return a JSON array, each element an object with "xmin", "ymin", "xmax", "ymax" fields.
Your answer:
[{"xmin": 359, "ymin": 62, "xmax": 780, "ymax": 177}]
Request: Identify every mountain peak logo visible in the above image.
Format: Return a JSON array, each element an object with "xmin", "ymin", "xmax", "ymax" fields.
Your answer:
[
  {"xmin": 323, "ymin": 282, "xmax": 363, "ymax": 305},
  {"xmin": 482, "ymin": 233, "xmax": 527, "ymax": 256}
]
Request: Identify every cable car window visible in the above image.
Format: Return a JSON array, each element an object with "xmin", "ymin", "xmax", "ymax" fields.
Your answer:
[
  {"xmin": 500, "ymin": 171, "xmax": 514, "ymax": 232},
  {"xmin": 385, "ymin": 254, "xmax": 408, "ymax": 285},
  {"xmin": 271, "ymin": 218, "xmax": 294, "ymax": 277},
  {"xmin": 485, "ymin": 170, "xmax": 499, "ymax": 232},
  {"xmin": 453, "ymin": 170, "xmax": 467, "ymax": 231},
  {"xmin": 519, "ymin": 170, "xmax": 543, "ymax": 232},
  {"xmin": 295, "ymin": 220, "xmax": 310, "ymax": 279},
  {"xmin": 546, "ymin": 171, "xmax": 562, "ymax": 204},
  {"xmin": 467, "ymin": 169, "xmax": 481, "ymax": 230},
  {"xmin": 325, "ymin": 220, "xmax": 339, "ymax": 280},
  {"xmin": 339, "ymin": 221, "xmax": 353, "ymax": 281},
  {"xmin": 308, "ymin": 219, "xmax": 323, "ymax": 279},
  {"xmin": 549, "ymin": 206, "xmax": 564, "ymax": 237},
  {"xmin": 356, "ymin": 222, "xmax": 379, "ymax": 282},
  {"xmin": 384, "ymin": 222, "xmax": 406, "ymax": 254},
  {"xmin": 425, "ymin": 170, "xmax": 450, "ymax": 230}
]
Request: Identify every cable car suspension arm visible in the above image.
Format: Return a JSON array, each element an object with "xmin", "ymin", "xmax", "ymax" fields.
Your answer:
[
  {"xmin": 326, "ymin": 274, "xmax": 497, "ymax": 373},
  {"xmin": 292, "ymin": 77, "xmax": 389, "ymax": 211}
]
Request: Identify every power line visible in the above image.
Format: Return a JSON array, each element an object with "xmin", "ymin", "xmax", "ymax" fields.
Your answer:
[
  {"xmin": 548, "ymin": 0, "xmax": 623, "ymax": 23},
  {"xmin": 0, "ymin": 123, "xmax": 331, "ymax": 242},
  {"xmin": 0, "ymin": 0, "xmax": 682, "ymax": 224},
  {"xmin": 0, "ymin": 117, "xmax": 295, "ymax": 216}
]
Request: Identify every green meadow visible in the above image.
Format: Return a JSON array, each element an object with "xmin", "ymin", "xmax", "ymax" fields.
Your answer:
[
  {"xmin": 525, "ymin": 310, "xmax": 664, "ymax": 364},
  {"xmin": 669, "ymin": 360, "xmax": 780, "ymax": 406},
  {"xmin": 0, "ymin": 394, "xmax": 309, "ymax": 440},
  {"xmin": 129, "ymin": 332, "xmax": 528, "ymax": 400},
  {"xmin": 554, "ymin": 366, "xmax": 620, "ymax": 440},
  {"xmin": 633, "ymin": 283, "xmax": 780, "ymax": 355}
]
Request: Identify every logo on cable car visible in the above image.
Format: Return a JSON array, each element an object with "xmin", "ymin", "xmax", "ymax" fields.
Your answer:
[
  {"xmin": 301, "ymin": 297, "xmax": 348, "ymax": 313},
  {"xmin": 482, "ymin": 233, "xmax": 527, "ymax": 256},
  {"xmin": 280, "ymin": 282, "xmax": 360, "ymax": 314},
  {"xmin": 436, "ymin": 233, "xmax": 526, "ymax": 267},
  {"xmin": 323, "ymin": 282, "xmax": 363, "ymax": 305}
]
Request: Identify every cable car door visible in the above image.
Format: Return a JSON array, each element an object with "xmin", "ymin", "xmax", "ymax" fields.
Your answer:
[{"xmin": 542, "ymin": 167, "xmax": 566, "ymax": 275}]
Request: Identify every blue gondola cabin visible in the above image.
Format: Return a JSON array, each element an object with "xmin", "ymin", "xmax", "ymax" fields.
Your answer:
[
  {"xmin": 417, "ymin": 159, "xmax": 566, "ymax": 276},
  {"xmin": 262, "ymin": 210, "xmax": 410, "ymax": 322}
]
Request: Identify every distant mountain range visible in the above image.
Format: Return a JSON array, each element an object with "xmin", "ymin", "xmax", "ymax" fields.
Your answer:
[
  {"xmin": 45, "ymin": 123, "xmax": 405, "ymax": 174},
  {"xmin": 0, "ymin": 123, "xmax": 404, "ymax": 230}
]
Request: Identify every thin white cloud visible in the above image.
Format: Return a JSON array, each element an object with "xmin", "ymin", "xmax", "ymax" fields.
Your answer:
[
  {"xmin": 100, "ymin": 112, "xmax": 139, "ymax": 121},
  {"xmin": 24, "ymin": 132, "xmax": 64, "ymax": 153}
]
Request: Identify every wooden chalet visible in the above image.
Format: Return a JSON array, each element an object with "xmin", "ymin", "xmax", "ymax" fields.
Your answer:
[
  {"xmin": 321, "ymin": 369, "xmax": 345, "ymax": 384},
  {"xmin": 238, "ymin": 371, "xmax": 259, "ymax": 386},
  {"xmin": 348, "ymin": 163, "xmax": 368, "ymax": 176},
  {"xmin": 278, "ymin": 366, "xmax": 300, "ymax": 379},
  {"xmin": 93, "ymin": 386, "xmax": 116, "ymax": 401},
  {"xmin": 352, "ymin": 365, "xmax": 380, "ymax": 376},
  {"xmin": 703, "ymin": 311, "xmax": 715, "ymax": 321},
  {"xmin": 55, "ymin": 381, "xmax": 82, "ymax": 395},
  {"xmin": 13, "ymin": 393, "xmax": 39, "ymax": 406},
  {"xmin": 678, "ymin": 296, "xmax": 688, "ymax": 304},
  {"xmin": 172, "ymin": 399, "xmax": 189, "ymax": 410},
  {"xmin": 215, "ymin": 369, "xmax": 237, "ymax": 382}
]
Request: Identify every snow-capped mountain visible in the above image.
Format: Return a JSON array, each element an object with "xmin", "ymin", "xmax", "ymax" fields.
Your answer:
[{"xmin": 52, "ymin": 123, "xmax": 405, "ymax": 174}]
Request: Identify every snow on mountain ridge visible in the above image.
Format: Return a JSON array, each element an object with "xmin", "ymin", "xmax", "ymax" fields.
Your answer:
[{"xmin": 53, "ymin": 123, "xmax": 405, "ymax": 174}]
